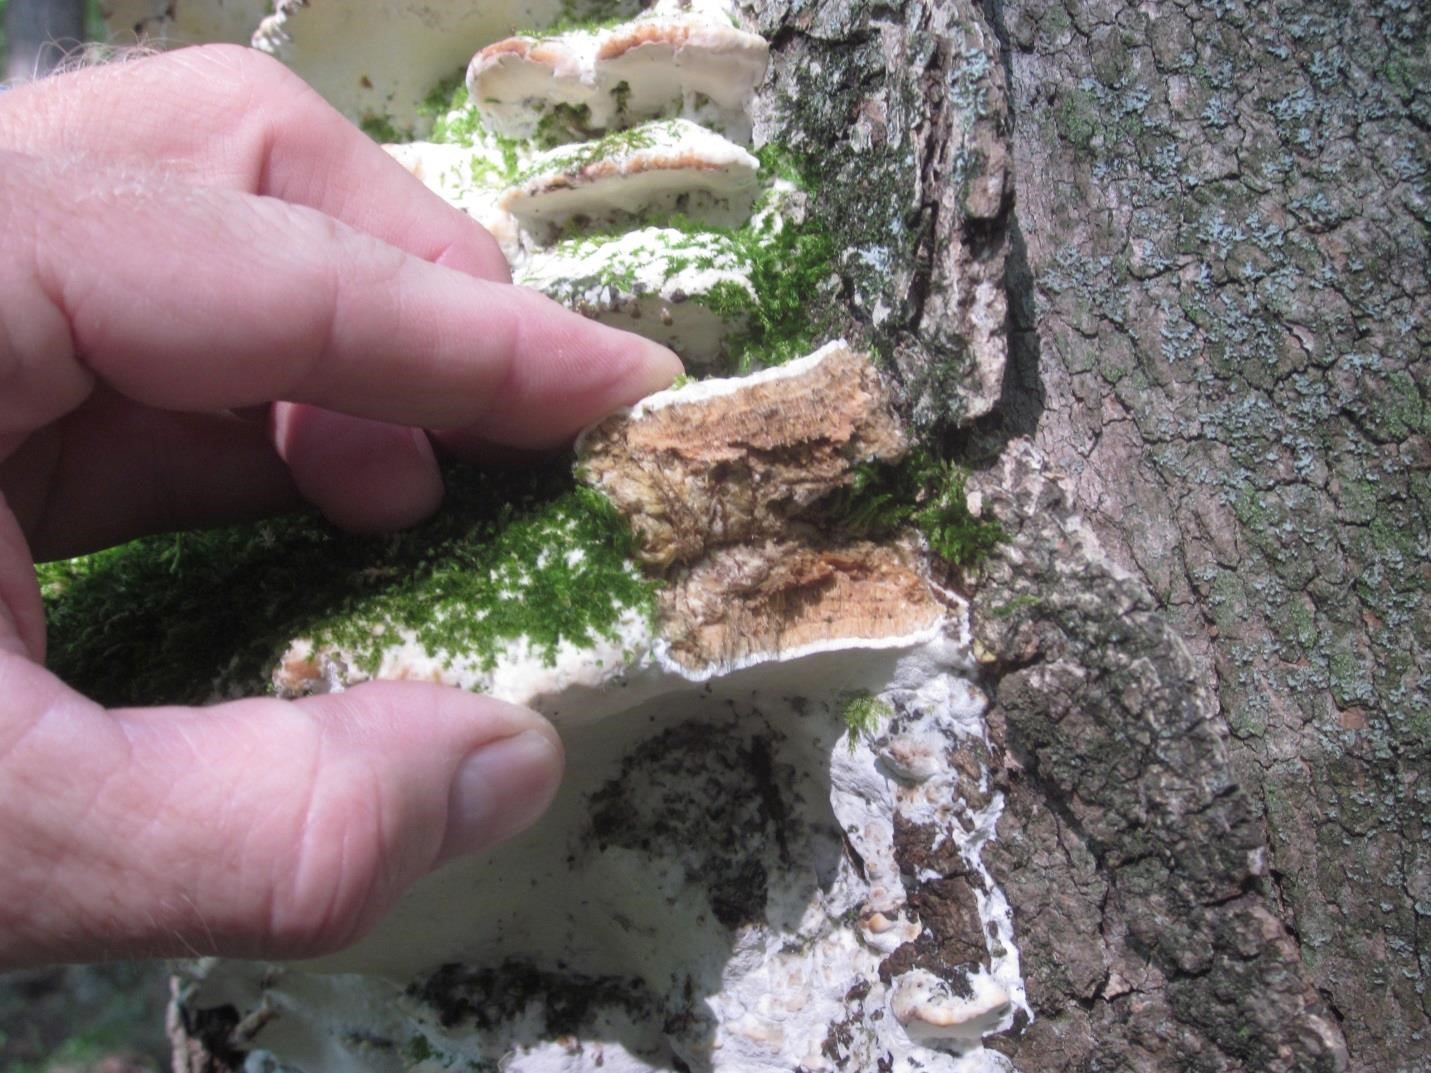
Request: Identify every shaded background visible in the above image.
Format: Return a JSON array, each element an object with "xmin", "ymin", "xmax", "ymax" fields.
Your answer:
[
  {"xmin": 0, "ymin": 964, "xmax": 167, "ymax": 1073},
  {"xmin": 2, "ymin": 0, "xmax": 101, "ymax": 83}
]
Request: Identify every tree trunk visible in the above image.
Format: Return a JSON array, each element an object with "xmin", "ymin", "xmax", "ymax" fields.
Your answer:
[
  {"xmin": 4, "ymin": 0, "xmax": 85, "ymax": 82},
  {"xmin": 973, "ymin": 2, "xmax": 1427, "ymax": 1070}
]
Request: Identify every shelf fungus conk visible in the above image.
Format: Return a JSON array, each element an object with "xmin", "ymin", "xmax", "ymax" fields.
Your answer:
[
  {"xmin": 107, "ymin": 2, "xmax": 1030, "ymax": 1070},
  {"xmin": 470, "ymin": 15, "xmax": 769, "ymax": 143}
]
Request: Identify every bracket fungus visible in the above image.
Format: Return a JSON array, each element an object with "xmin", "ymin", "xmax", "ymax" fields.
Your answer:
[
  {"xmin": 87, "ymin": 1, "xmax": 1029, "ymax": 1070},
  {"xmin": 470, "ymin": 14, "xmax": 768, "ymax": 144},
  {"xmin": 500, "ymin": 119, "xmax": 762, "ymax": 236}
]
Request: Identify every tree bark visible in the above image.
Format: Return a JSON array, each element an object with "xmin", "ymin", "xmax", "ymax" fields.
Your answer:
[
  {"xmin": 4, "ymin": 0, "xmax": 85, "ymax": 82},
  {"xmin": 972, "ymin": 1, "xmax": 1428, "ymax": 1070}
]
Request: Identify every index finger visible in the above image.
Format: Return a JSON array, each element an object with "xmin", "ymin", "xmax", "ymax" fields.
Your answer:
[
  {"xmin": 1, "ymin": 149, "xmax": 680, "ymax": 439},
  {"xmin": 0, "ymin": 44, "xmax": 510, "ymax": 281}
]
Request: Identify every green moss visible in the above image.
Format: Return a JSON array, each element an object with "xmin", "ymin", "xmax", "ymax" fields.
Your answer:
[
  {"xmin": 528, "ymin": 226, "xmax": 750, "ymax": 306},
  {"xmin": 839, "ymin": 691, "xmax": 893, "ymax": 752},
  {"xmin": 355, "ymin": 75, "xmax": 485, "ymax": 145},
  {"xmin": 404, "ymin": 78, "xmax": 524, "ymax": 181},
  {"xmin": 821, "ymin": 450, "xmax": 1005, "ymax": 567},
  {"xmin": 418, "ymin": 78, "xmax": 486, "ymax": 146},
  {"xmin": 359, "ymin": 114, "xmax": 405, "ymax": 143},
  {"xmin": 534, "ymin": 102, "xmax": 597, "ymax": 148},
  {"xmin": 753, "ymin": 143, "xmax": 811, "ymax": 187},
  {"xmin": 700, "ymin": 211, "xmax": 837, "ymax": 372},
  {"xmin": 511, "ymin": 124, "xmax": 834, "ymax": 374},
  {"xmin": 539, "ymin": 193, "xmax": 836, "ymax": 375},
  {"xmin": 989, "ymin": 593, "xmax": 1042, "ymax": 619},
  {"xmin": 712, "ymin": 145, "xmax": 838, "ymax": 370},
  {"xmin": 38, "ymin": 464, "xmax": 656, "ymax": 707},
  {"xmin": 517, "ymin": 120, "xmax": 663, "ymax": 182},
  {"xmin": 404, "ymin": 1034, "xmax": 435, "ymax": 1065}
]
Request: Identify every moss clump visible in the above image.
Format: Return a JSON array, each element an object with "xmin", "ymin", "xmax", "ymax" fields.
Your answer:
[
  {"xmin": 534, "ymin": 102, "xmax": 598, "ymax": 148},
  {"xmin": 38, "ymin": 464, "xmax": 656, "ymax": 708},
  {"xmin": 700, "ymin": 211, "xmax": 836, "ymax": 372},
  {"xmin": 823, "ymin": 450, "xmax": 1004, "ymax": 567},
  {"xmin": 403, "ymin": 1033, "xmax": 435, "ymax": 1064},
  {"xmin": 752, "ymin": 143, "xmax": 810, "ymax": 187},
  {"xmin": 839, "ymin": 690, "xmax": 893, "ymax": 752},
  {"xmin": 359, "ymin": 114, "xmax": 404, "ymax": 143},
  {"xmin": 417, "ymin": 78, "xmax": 486, "ymax": 147},
  {"xmin": 524, "ymin": 226, "xmax": 750, "ymax": 316},
  {"xmin": 989, "ymin": 593, "xmax": 1042, "ymax": 619},
  {"xmin": 543, "ymin": 139, "xmax": 835, "ymax": 374},
  {"xmin": 1055, "ymin": 88, "xmax": 1099, "ymax": 152},
  {"xmin": 531, "ymin": 201, "xmax": 835, "ymax": 376},
  {"xmin": 703, "ymin": 145, "xmax": 836, "ymax": 371},
  {"xmin": 355, "ymin": 76, "xmax": 498, "ymax": 151}
]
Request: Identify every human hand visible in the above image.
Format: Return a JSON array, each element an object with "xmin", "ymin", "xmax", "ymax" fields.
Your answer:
[{"xmin": 0, "ymin": 46, "xmax": 680, "ymax": 968}]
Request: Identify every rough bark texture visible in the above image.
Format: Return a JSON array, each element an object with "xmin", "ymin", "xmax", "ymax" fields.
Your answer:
[
  {"xmin": 746, "ymin": 0, "xmax": 1426, "ymax": 1069},
  {"xmin": 967, "ymin": 1, "xmax": 1426, "ymax": 1070},
  {"xmin": 971, "ymin": 443, "xmax": 1348, "ymax": 1073},
  {"xmin": 747, "ymin": 0, "xmax": 1014, "ymax": 432}
]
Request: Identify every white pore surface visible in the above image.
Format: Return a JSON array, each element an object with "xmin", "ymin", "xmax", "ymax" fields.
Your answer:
[
  {"xmin": 252, "ymin": 0, "xmax": 573, "ymax": 131},
  {"xmin": 198, "ymin": 605, "xmax": 1028, "ymax": 1073}
]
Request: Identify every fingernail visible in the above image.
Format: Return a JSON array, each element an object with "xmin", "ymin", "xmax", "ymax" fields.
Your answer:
[
  {"xmin": 441, "ymin": 730, "xmax": 563, "ymax": 861},
  {"xmin": 636, "ymin": 340, "xmax": 684, "ymax": 395}
]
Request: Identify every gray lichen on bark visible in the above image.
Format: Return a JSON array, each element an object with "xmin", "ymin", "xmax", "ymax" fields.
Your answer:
[
  {"xmin": 970, "ymin": 444, "xmax": 1348, "ymax": 1072},
  {"xmin": 964, "ymin": 0, "xmax": 1426, "ymax": 1069}
]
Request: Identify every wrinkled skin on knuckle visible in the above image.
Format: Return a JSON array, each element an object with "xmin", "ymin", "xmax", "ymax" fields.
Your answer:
[{"xmin": 0, "ymin": 155, "xmax": 92, "ymax": 438}]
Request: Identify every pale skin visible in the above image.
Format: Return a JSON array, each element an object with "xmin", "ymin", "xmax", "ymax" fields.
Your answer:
[{"xmin": 0, "ymin": 45, "xmax": 682, "ymax": 969}]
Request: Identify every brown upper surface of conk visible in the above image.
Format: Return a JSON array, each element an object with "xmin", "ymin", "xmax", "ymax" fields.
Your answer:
[
  {"xmin": 477, "ymin": 37, "xmax": 533, "ymax": 60},
  {"xmin": 595, "ymin": 21, "xmax": 759, "ymax": 61},
  {"xmin": 577, "ymin": 343, "xmax": 907, "ymax": 569},
  {"xmin": 578, "ymin": 344, "xmax": 940, "ymax": 671},
  {"xmin": 661, "ymin": 537, "xmax": 942, "ymax": 670}
]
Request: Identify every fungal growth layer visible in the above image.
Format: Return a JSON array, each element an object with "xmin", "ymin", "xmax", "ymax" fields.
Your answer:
[{"xmin": 73, "ymin": 2, "xmax": 1030, "ymax": 1071}]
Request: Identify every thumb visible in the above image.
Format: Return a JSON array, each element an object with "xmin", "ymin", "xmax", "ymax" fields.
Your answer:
[{"xmin": 0, "ymin": 666, "xmax": 562, "ymax": 968}]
